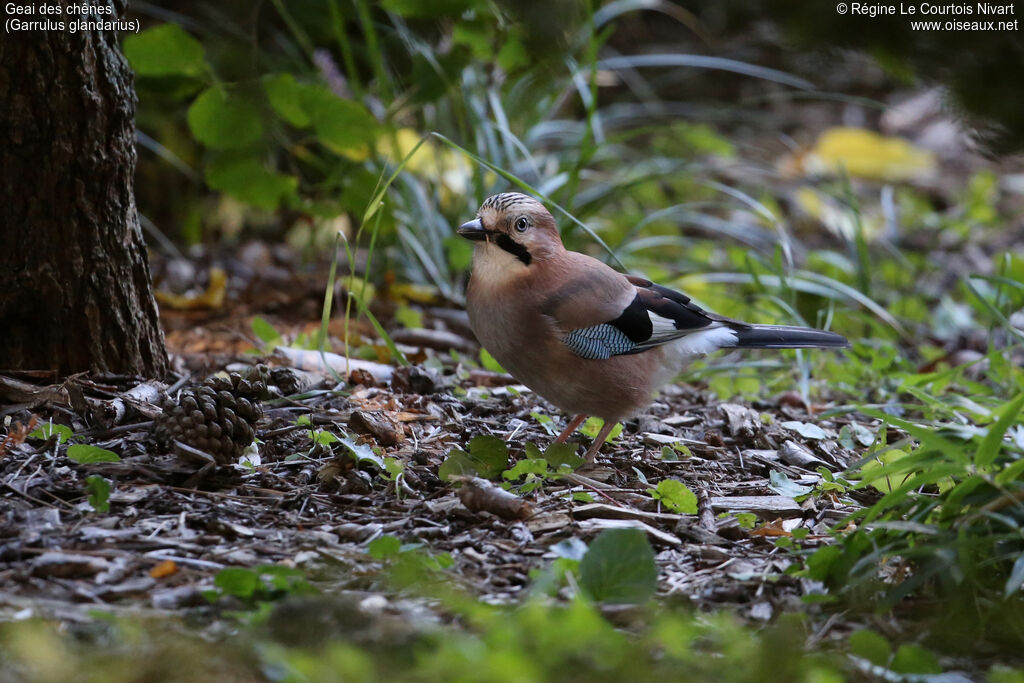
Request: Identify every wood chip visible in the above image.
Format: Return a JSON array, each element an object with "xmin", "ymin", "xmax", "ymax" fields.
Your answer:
[
  {"xmin": 349, "ymin": 410, "xmax": 403, "ymax": 446},
  {"xmin": 572, "ymin": 502, "xmax": 682, "ymax": 525},
  {"xmin": 779, "ymin": 440, "xmax": 828, "ymax": 470},
  {"xmin": 31, "ymin": 552, "xmax": 110, "ymax": 578},
  {"xmin": 709, "ymin": 496, "xmax": 802, "ymax": 517},
  {"xmin": 577, "ymin": 518, "xmax": 681, "ymax": 546},
  {"xmin": 455, "ymin": 477, "xmax": 533, "ymax": 521},
  {"xmin": 525, "ymin": 511, "xmax": 573, "ymax": 534}
]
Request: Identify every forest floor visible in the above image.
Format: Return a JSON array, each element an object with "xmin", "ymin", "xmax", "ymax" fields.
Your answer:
[{"xmin": 0, "ymin": 290, "xmax": 868, "ymax": 635}]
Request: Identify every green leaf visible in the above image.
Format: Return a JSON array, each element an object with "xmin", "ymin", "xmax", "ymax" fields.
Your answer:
[
  {"xmin": 767, "ymin": 471, "xmax": 813, "ymax": 498},
  {"xmin": 780, "ymin": 421, "xmax": 828, "ymax": 440},
  {"xmin": 85, "ymin": 475, "xmax": 111, "ymax": 513},
  {"xmin": 368, "ymin": 535, "xmax": 402, "ymax": 560},
  {"xmin": 580, "ymin": 417, "xmax": 623, "ymax": 442},
  {"xmin": 300, "ymin": 86, "xmax": 377, "ymax": 155},
  {"xmin": 438, "ymin": 449, "xmax": 476, "ymax": 481},
  {"xmin": 544, "ymin": 442, "xmax": 584, "ymax": 471},
  {"xmin": 467, "ymin": 435, "xmax": 509, "ymax": 478},
  {"xmin": 263, "ymin": 73, "xmax": 311, "ymax": 127},
  {"xmin": 213, "ymin": 567, "xmax": 260, "ymax": 599},
  {"xmin": 579, "ymin": 528, "xmax": 657, "ymax": 604},
  {"xmin": 648, "ymin": 479, "xmax": 697, "ymax": 514},
  {"xmin": 480, "ymin": 348, "xmax": 506, "ymax": 373},
  {"xmin": 572, "ymin": 491, "xmax": 595, "ymax": 503},
  {"xmin": 312, "ymin": 430, "xmax": 339, "ymax": 446},
  {"xmin": 251, "ymin": 316, "xmax": 281, "ymax": 345},
  {"xmin": 340, "ymin": 437, "xmax": 385, "ymax": 469},
  {"xmin": 530, "ymin": 412, "xmax": 556, "ymax": 436},
  {"xmin": 978, "ymin": 392, "xmax": 1024, "ymax": 467},
  {"xmin": 848, "ymin": 629, "xmax": 891, "ymax": 666},
  {"xmin": 735, "ymin": 512, "xmax": 757, "ymax": 529},
  {"xmin": 124, "ymin": 24, "xmax": 206, "ymax": 78},
  {"xmin": 394, "ymin": 305, "xmax": 423, "ymax": 329},
  {"xmin": 205, "ymin": 157, "xmax": 297, "ymax": 210},
  {"xmin": 891, "ymin": 644, "xmax": 942, "ymax": 675},
  {"xmin": 67, "ymin": 445, "xmax": 120, "ymax": 464},
  {"xmin": 384, "ymin": 457, "xmax": 404, "ymax": 480},
  {"xmin": 187, "ymin": 88, "xmax": 263, "ymax": 149},
  {"xmin": 29, "ymin": 422, "xmax": 73, "ymax": 445},
  {"xmin": 503, "ymin": 458, "xmax": 547, "ymax": 481}
]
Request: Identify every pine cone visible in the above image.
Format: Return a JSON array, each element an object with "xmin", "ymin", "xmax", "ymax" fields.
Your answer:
[
  {"xmin": 152, "ymin": 381, "xmax": 263, "ymax": 464},
  {"xmin": 203, "ymin": 367, "xmax": 273, "ymax": 401}
]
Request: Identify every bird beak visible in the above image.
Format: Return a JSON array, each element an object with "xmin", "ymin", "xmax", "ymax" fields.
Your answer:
[{"xmin": 457, "ymin": 218, "xmax": 488, "ymax": 241}]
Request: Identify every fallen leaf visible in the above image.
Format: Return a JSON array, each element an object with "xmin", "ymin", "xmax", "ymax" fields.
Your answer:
[{"xmin": 149, "ymin": 559, "xmax": 179, "ymax": 579}]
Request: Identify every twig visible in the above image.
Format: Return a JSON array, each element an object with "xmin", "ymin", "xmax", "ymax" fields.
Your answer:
[{"xmin": 697, "ymin": 484, "xmax": 717, "ymax": 532}]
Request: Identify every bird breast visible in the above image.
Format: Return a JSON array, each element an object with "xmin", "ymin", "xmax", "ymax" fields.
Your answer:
[{"xmin": 466, "ymin": 277, "xmax": 666, "ymax": 421}]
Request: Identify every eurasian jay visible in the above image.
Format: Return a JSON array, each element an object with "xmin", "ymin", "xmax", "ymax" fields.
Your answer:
[{"xmin": 459, "ymin": 192, "xmax": 848, "ymax": 462}]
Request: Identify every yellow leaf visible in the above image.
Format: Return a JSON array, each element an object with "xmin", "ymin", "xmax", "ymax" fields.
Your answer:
[
  {"xmin": 801, "ymin": 127, "xmax": 936, "ymax": 182},
  {"xmin": 155, "ymin": 267, "xmax": 227, "ymax": 310}
]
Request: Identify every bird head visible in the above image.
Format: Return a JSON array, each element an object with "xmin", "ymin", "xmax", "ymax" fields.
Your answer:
[{"xmin": 458, "ymin": 193, "xmax": 563, "ymax": 268}]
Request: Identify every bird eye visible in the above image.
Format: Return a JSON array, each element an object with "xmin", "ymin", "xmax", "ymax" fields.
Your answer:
[{"xmin": 514, "ymin": 217, "xmax": 529, "ymax": 232}]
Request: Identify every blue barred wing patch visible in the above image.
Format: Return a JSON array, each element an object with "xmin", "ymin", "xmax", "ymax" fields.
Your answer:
[{"xmin": 563, "ymin": 324, "xmax": 637, "ymax": 360}]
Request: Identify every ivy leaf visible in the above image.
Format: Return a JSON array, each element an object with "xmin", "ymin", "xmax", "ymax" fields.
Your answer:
[
  {"xmin": 67, "ymin": 445, "xmax": 120, "ymax": 464},
  {"xmin": 503, "ymin": 458, "xmax": 547, "ymax": 481},
  {"xmin": 85, "ymin": 475, "xmax": 111, "ymax": 513},
  {"xmin": 368, "ymin": 535, "xmax": 402, "ymax": 560},
  {"xmin": 188, "ymin": 88, "xmax": 263, "ymax": 149},
  {"xmin": 544, "ymin": 442, "xmax": 584, "ymax": 471},
  {"xmin": 780, "ymin": 421, "xmax": 828, "ymax": 440},
  {"xmin": 340, "ymin": 437, "xmax": 385, "ymax": 469},
  {"xmin": 768, "ymin": 470, "xmax": 813, "ymax": 498},
  {"xmin": 579, "ymin": 528, "xmax": 657, "ymax": 604},
  {"xmin": 467, "ymin": 435, "xmax": 509, "ymax": 478},
  {"xmin": 29, "ymin": 422, "xmax": 73, "ymax": 445},
  {"xmin": 124, "ymin": 24, "xmax": 207, "ymax": 78},
  {"xmin": 648, "ymin": 479, "xmax": 697, "ymax": 513},
  {"xmin": 438, "ymin": 449, "xmax": 476, "ymax": 481},
  {"xmin": 213, "ymin": 568, "xmax": 260, "ymax": 599},
  {"xmin": 439, "ymin": 436, "xmax": 509, "ymax": 481},
  {"xmin": 579, "ymin": 417, "xmax": 623, "ymax": 441}
]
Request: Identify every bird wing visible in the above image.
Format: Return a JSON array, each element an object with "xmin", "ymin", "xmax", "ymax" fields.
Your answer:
[{"xmin": 541, "ymin": 255, "xmax": 733, "ymax": 360}]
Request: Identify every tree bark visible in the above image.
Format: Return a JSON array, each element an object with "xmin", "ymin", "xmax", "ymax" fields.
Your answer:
[{"xmin": 0, "ymin": 2, "xmax": 168, "ymax": 377}]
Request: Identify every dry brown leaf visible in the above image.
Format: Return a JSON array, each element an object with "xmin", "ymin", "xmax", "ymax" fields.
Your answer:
[{"xmin": 149, "ymin": 559, "xmax": 178, "ymax": 579}]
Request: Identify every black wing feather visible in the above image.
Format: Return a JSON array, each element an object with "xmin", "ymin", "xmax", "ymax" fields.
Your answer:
[{"xmin": 563, "ymin": 277, "xmax": 723, "ymax": 359}]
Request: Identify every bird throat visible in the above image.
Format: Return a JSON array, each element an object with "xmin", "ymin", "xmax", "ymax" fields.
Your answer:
[{"xmin": 492, "ymin": 233, "xmax": 532, "ymax": 266}]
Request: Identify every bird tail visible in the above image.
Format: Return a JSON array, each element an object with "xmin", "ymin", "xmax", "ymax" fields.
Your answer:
[{"xmin": 730, "ymin": 324, "xmax": 849, "ymax": 349}]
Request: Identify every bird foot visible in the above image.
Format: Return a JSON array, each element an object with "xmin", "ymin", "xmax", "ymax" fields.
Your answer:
[{"xmin": 553, "ymin": 414, "xmax": 587, "ymax": 444}]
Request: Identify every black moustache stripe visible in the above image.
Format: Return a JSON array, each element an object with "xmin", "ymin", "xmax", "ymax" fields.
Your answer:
[{"xmin": 495, "ymin": 233, "xmax": 532, "ymax": 266}]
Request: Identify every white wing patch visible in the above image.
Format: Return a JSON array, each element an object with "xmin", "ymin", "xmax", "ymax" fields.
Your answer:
[
  {"xmin": 667, "ymin": 325, "xmax": 738, "ymax": 358},
  {"xmin": 647, "ymin": 311, "xmax": 679, "ymax": 342}
]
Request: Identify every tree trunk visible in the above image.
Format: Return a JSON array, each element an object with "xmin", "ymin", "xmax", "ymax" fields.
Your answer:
[{"xmin": 0, "ymin": 2, "xmax": 168, "ymax": 377}]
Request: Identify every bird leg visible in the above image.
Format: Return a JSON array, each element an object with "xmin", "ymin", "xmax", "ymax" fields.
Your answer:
[
  {"xmin": 583, "ymin": 420, "xmax": 618, "ymax": 462},
  {"xmin": 553, "ymin": 414, "xmax": 587, "ymax": 443}
]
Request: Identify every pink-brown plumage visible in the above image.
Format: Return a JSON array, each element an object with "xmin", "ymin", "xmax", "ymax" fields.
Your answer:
[{"xmin": 459, "ymin": 192, "xmax": 847, "ymax": 461}]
